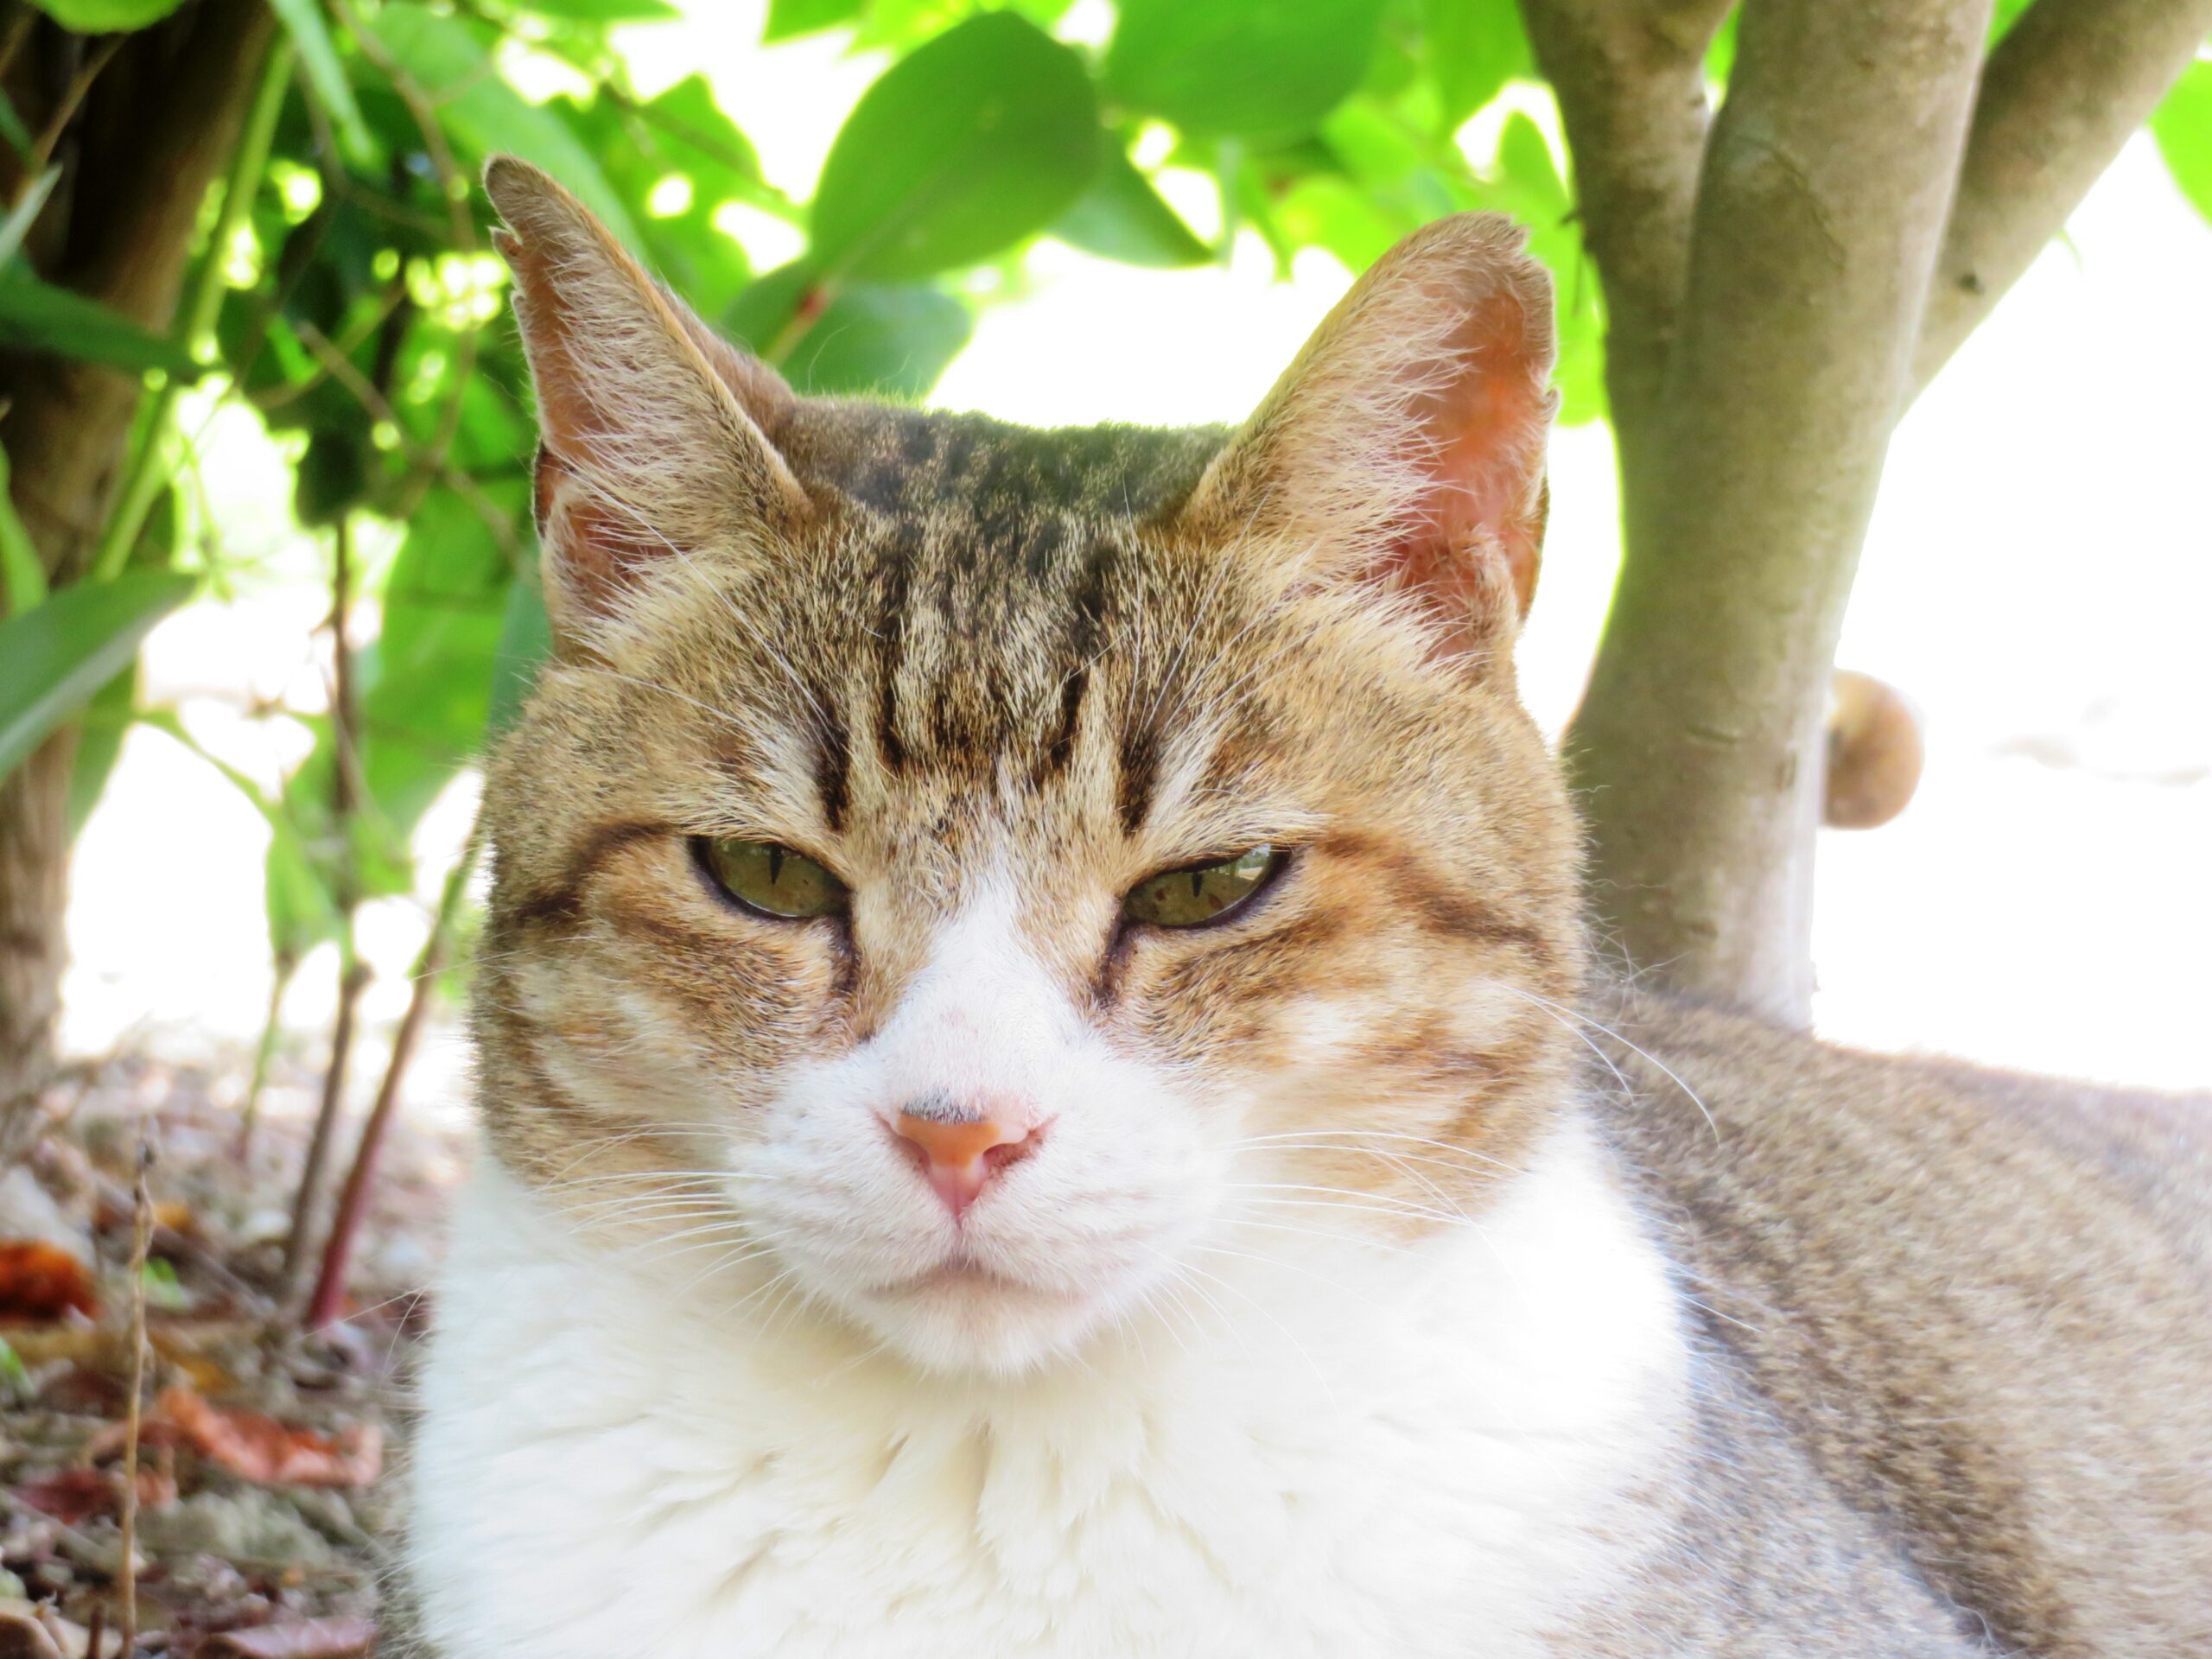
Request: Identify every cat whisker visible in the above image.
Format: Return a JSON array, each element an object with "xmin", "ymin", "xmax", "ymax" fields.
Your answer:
[{"xmin": 1502, "ymin": 985, "xmax": 1721, "ymax": 1141}]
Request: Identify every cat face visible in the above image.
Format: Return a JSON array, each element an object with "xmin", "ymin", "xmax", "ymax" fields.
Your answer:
[{"xmin": 474, "ymin": 160, "xmax": 1581, "ymax": 1374}]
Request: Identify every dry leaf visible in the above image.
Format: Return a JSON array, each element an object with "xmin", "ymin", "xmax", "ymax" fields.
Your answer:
[
  {"xmin": 190, "ymin": 1616, "xmax": 374, "ymax": 1658},
  {"xmin": 152, "ymin": 1389, "xmax": 382, "ymax": 1488},
  {"xmin": 0, "ymin": 1243, "xmax": 97, "ymax": 1322},
  {"xmin": 15, "ymin": 1466, "xmax": 177, "ymax": 1527},
  {"xmin": 15, "ymin": 1470, "xmax": 112, "ymax": 1528}
]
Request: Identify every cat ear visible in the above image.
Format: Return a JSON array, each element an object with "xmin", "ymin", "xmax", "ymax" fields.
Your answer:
[
  {"xmin": 484, "ymin": 156, "xmax": 809, "ymax": 645},
  {"xmin": 1179, "ymin": 213, "xmax": 1556, "ymax": 663}
]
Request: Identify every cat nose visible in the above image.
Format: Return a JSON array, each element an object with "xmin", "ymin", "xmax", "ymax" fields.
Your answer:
[{"xmin": 891, "ymin": 1101, "xmax": 1041, "ymax": 1218}]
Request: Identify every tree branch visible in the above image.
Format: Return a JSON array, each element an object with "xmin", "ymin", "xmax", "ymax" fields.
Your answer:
[
  {"xmin": 1568, "ymin": 0, "xmax": 1993, "ymax": 1020},
  {"xmin": 1516, "ymin": 0, "xmax": 1733, "ymax": 443},
  {"xmin": 1914, "ymin": 0, "xmax": 2212, "ymax": 389}
]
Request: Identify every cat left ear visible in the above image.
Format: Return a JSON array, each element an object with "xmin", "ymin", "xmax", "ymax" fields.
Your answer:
[
  {"xmin": 486, "ymin": 156, "xmax": 810, "ymax": 648},
  {"xmin": 1178, "ymin": 213, "xmax": 1556, "ymax": 664}
]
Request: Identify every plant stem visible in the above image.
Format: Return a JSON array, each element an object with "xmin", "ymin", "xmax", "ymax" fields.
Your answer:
[
  {"xmin": 283, "ymin": 514, "xmax": 366, "ymax": 1292},
  {"xmin": 305, "ymin": 818, "xmax": 483, "ymax": 1330},
  {"xmin": 236, "ymin": 957, "xmax": 295, "ymax": 1158},
  {"xmin": 89, "ymin": 37, "xmax": 294, "ymax": 586},
  {"xmin": 118, "ymin": 1140, "xmax": 152, "ymax": 1653}
]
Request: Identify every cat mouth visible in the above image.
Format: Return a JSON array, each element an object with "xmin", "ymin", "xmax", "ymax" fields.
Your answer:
[{"xmin": 880, "ymin": 1257, "xmax": 1081, "ymax": 1306}]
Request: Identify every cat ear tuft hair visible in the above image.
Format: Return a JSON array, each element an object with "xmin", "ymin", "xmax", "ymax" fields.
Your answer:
[
  {"xmin": 484, "ymin": 156, "xmax": 808, "ymax": 648},
  {"xmin": 1179, "ymin": 213, "xmax": 1557, "ymax": 666}
]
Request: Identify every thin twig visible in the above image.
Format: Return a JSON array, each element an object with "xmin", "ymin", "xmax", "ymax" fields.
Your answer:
[
  {"xmin": 26, "ymin": 33, "xmax": 124, "ymax": 177},
  {"xmin": 1912, "ymin": 0, "xmax": 2212, "ymax": 389},
  {"xmin": 306, "ymin": 817, "xmax": 484, "ymax": 1330},
  {"xmin": 283, "ymin": 515, "xmax": 368, "ymax": 1294},
  {"xmin": 118, "ymin": 1140, "xmax": 154, "ymax": 1654},
  {"xmin": 291, "ymin": 319, "xmax": 524, "ymax": 570},
  {"xmin": 244, "ymin": 276, "xmax": 408, "ymax": 415},
  {"xmin": 236, "ymin": 957, "xmax": 296, "ymax": 1158}
]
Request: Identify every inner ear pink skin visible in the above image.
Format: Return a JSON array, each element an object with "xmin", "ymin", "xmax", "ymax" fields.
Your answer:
[{"xmin": 1376, "ymin": 289, "xmax": 1553, "ymax": 658}]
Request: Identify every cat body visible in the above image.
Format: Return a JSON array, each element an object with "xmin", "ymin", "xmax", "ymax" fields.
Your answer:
[
  {"xmin": 411, "ymin": 1011, "xmax": 2212, "ymax": 1659},
  {"xmin": 402, "ymin": 159, "xmax": 2212, "ymax": 1658}
]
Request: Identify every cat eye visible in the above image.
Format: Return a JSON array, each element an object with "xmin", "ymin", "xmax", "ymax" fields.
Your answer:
[
  {"xmin": 1123, "ymin": 846, "xmax": 1287, "ymax": 929},
  {"xmin": 694, "ymin": 837, "xmax": 849, "ymax": 920}
]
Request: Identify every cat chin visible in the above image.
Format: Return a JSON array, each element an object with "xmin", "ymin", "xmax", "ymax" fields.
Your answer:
[{"xmin": 810, "ymin": 1255, "xmax": 1165, "ymax": 1376}]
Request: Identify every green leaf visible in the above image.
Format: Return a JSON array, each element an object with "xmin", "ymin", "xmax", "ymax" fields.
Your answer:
[
  {"xmin": 728, "ymin": 264, "xmax": 976, "ymax": 398},
  {"xmin": 1275, "ymin": 175, "xmax": 1408, "ymax": 270},
  {"xmin": 1052, "ymin": 149, "xmax": 1212, "ymax": 268},
  {"xmin": 0, "ymin": 446, "xmax": 48, "ymax": 613},
  {"xmin": 811, "ymin": 13, "xmax": 1101, "ymax": 280},
  {"xmin": 295, "ymin": 427, "xmax": 372, "ymax": 528},
  {"xmin": 1422, "ymin": 0, "xmax": 1529, "ymax": 127},
  {"xmin": 524, "ymin": 0, "xmax": 679, "ymax": 17},
  {"xmin": 2152, "ymin": 62, "xmax": 2212, "ymax": 227},
  {"xmin": 1104, "ymin": 0, "xmax": 1386, "ymax": 141},
  {"xmin": 764, "ymin": 0, "xmax": 861, "ymax": 41},
  {"xmin": 358, "ymin": 483, "xmax": 523, "ymax": 838},
  {"xmin": 142, "ymin": 1257, "xmax": 188, "ymax": 1311},
  {"xmin": 0, "ymin": 168, "xmax": 59, "ymax": 271},
  {"xmin": 1705, "ymin": 10, "xmax": 1737, "ymax": 85},
  {"xmin": 0, "ymin": 1335, "xmax": 28, "ymax": 1395},
  {"xmin": 0, "ymin": 569, "xmax": 194, "ymax": 785},
  {"xmin": 371, "ymin": 4, "xmax": 645, "ymax": 252},
  {"xmin": 550, "ymin": 76, "xmax": 761, "ymax": 316},
  {"xmin": 269, "ymin": 0, "xmax": 374, "ymax": 166},
  {"xmin": 1467, "ymin": 113, "xmax": 1605, "ymax": 423},
  {"xmin": 66, "ymin": 659, "xmax": 136, "ymax": 837},
  {"xmin": 264, "ymin": 794, "xmax": 342, "ymax": 963},
  {"xmin": 0, "ymin": 91, "xmax": 31, "ymax": 161},
  {"xmin": 28, "ymin": 0, "xmax": 187, "ymax": 28},
  {"xmin": 0, "ymin": 270, "xmax": 201, "ymax": 378}
]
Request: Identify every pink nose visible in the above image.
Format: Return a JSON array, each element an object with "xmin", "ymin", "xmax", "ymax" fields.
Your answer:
[{"xmin": 892, "ymin": 1109, "xmax": 1040, "ymax": 1218}]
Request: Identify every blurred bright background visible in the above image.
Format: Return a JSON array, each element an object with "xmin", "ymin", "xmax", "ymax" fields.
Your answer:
[{"xmin": 54, "ymin": 0, "xmax": 2212, "ymax": 1116}]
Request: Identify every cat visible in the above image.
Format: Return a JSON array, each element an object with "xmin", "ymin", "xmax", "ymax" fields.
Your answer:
[{"xmin": 398, "ymin": 156, "xmax": 2212, "ymax": 1658}]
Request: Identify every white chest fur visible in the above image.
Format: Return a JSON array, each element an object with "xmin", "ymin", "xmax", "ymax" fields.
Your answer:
[{"xmin": 409, "ymin": 1117, "xmax": 1688, "ymax": 1659}]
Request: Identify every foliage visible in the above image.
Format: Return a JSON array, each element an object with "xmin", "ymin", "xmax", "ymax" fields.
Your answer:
[{"xmin": 0, "ymin": 0, "xmax": 2205, "ymax": 1017}]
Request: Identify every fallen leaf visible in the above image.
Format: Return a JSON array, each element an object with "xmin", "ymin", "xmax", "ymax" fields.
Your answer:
[
  {"xmin": 0, "ymin": 1328, "xmax": 110, "ymax": 1370},
  {"xmin": 150, "ymin": 1389, "xmax": 381, "ymax": 1489},
  {"xmin": 14, "ymin": 1471, "xmax": 111, "ymax": 1528},
  {"xmin": 0, "ymin": 1243, "xmax": 96, "ymax": 1322},
  {"xmin": 148, "ymin": 1330, "xmax": 234, "ymax": 1395},
  {"xmin": 190, "ymin": 1618, "xmax": 374, "ymax": 1659},
  {"xmin": 15, "ymin": 1466, "xmax": 177, "ymax": 1528}
]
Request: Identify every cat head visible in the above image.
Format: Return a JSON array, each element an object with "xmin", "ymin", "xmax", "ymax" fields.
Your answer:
[{"xmin": 474, "ymin": 157, "xmax": 1581, "ymax": 1375}]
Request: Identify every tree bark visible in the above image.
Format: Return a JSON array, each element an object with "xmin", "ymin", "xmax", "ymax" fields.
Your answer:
[
  {"xmin": 1914, "ymin": 0, "xmax": 2212, "ymax": 388},
  {"xmin": 0, "ymin": 0, "xmax": 278, "ymax": 1164},
  {"xmin": 1517, "ymin": 0, "xmax": 1732, "ymax": 498},
  {"xmin": 1560, "ymin": 0, "xmax": 1993, "ymax": 1023}
]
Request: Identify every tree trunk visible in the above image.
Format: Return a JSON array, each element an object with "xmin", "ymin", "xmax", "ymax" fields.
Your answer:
[
  {"xmin": 1565, "ymin": 0, "xmax": 1991, "ymax": 1023},
  {"xmin": 0, "ymin": 0, "xmax": 278, "ymax": 1164},
  {"xmin": 1521, "ymin": 0, "xmax": 2211, "ymax": 1024}
]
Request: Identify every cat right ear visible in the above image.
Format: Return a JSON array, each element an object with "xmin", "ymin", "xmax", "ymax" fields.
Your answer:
[
  {"xmin": 1175, "ymin": 213, "xmax": 1556, "ymax": 670},
  {"xmin": 485, "ymin": 156, "xmax": 809, "ymax": 647}
]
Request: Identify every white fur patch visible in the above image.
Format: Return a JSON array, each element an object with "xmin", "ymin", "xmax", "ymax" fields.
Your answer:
[{"xmin": 410, "ymin": 1116, "xmax": 1688, "ymax": 1659}]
